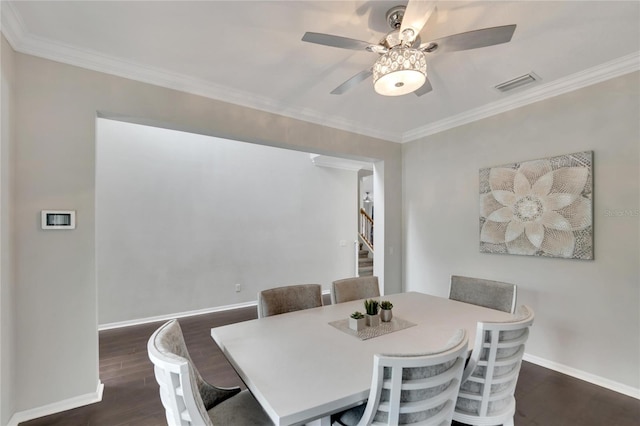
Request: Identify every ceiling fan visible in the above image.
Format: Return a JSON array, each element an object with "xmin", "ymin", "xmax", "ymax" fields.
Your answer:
[{"xmin": 302, "ymin": 1, "xmax": 516, "ymax": 97}]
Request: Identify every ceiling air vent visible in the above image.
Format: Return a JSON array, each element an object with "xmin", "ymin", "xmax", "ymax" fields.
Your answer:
[{"xmin": 495, "ymin": 72, "xmax": 540, "ymax": 92}]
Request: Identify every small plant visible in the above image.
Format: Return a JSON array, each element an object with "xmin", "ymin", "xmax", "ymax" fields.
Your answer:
[
  {"xmin": 349, "ymin": 310, "xmax": 367, "ymax": 331},
  {"xmin": 364, "ymin": 299, "xmax": 379, "ymax": 315},
  {"xmin": 380, "ymin": 300, "xmax": 393, "ymax": 322},
  {"xmin": 380, "ymin": 301, "xmax": 393, "ymax": 310}
]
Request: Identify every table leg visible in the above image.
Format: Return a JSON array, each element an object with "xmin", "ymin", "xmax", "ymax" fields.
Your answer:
[{"xmin": 304, "ymin": 415, "xmax": 331, "ymax": 426}]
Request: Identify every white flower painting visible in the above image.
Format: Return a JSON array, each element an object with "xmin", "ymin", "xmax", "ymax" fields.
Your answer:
[{"xmin": 480, "ymin": 151, "xmax": 593, "ymax": 259}]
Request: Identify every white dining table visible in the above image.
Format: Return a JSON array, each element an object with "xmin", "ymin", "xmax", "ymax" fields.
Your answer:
[{"xmin": 210, "ymin": 291, "xmax": 515, "ymax": 426}]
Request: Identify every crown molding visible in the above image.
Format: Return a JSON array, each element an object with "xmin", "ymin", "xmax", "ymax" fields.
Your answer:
[
  {"xmin": 0, "ymin": 4, "xmax": 400, "ymax": 143},
  {"xmin": 401, "ymin": 51, "xmax": 640, "ymax": 142},
  {"xmin": 1, "ymin": 0, "xmax": 25, "ymax": 48}
]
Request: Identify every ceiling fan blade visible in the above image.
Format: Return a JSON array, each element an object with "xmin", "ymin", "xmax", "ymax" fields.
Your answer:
[
  {"xmin": 302, "ymin": 32, "xmax": 375, "ymax": 51},
  {"xmin": 425, "ymin": 24, "xmax": 517, "ymax": 53},
  {"xmin": 330, "ymin": 69, "xmax": 373, "ymax": 95},
  {"xmin": 413, "ymin": 77, "xmax": 433, "ymax": 97},
  {"xmin": 400, "ymin": 0, "xmax": 436, "ymax": 44}
]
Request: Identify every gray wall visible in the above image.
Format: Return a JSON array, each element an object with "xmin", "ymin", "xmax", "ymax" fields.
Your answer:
[
  {"xmin": 96, "ymin": 119, "xmax": 358, "ymax": 324},
  {"xmin": 0, "ymin": 35, "xmax": 16, "ymax": 426},
  {"xmin": 4, "ymin": 41, "xmax": 402, "ymax": 416},
  {"xmin": 402, "ymin": 72, "xmax": 640, "ymax": 390}
]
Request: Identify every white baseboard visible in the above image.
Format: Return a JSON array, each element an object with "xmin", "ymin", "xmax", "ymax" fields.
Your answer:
[
  {"xmin": 98, "ymin": 300, "xmax": 258, "ymax": 330},
  {"xmin": 523, "ymin": 353, "xmax": 639, "ymax": 400},
  {"xmin": 7, "ymin": 382, "xmax": 104, "ymax": 426},
  {"xmin": 99, "ymin": 290, "xmax": 332, "ymax": 331}
]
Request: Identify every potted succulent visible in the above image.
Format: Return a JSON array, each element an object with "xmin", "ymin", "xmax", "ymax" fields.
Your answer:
[
  {"xmin": 349, "ymin": 311, "xmax": 366, "ymax": 331},
  {"xmin": 380, "ymin": 300, "xmax": 393, "ymax": 322},
  {"xmin": 364, "ymin": 299, "xmax": 380, "ymax": 327}
]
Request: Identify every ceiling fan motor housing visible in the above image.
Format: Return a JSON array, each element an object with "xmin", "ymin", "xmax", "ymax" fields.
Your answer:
[
  {"xmin": 386, "ymin": 5, "xmax": 406, "ymax": 29},
  {"xmin": 382, "ymin": 6, "xmax": 421, "ymax": 49}
]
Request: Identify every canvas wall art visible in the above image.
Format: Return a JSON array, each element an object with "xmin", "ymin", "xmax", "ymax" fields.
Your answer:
[{"xmin": 479, "ymin": 151, "xmax": 593, "ymax": 259}]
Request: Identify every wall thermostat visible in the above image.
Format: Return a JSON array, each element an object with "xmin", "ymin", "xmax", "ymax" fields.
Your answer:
[{"xmin": 41, "ymin": 210, "xmax": 76, "ymax": 230}]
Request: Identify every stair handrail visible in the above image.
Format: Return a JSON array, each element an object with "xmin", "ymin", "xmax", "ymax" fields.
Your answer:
[{"xmin": 359, "ymin": 208, "xmax": 374, "ymax": 251}]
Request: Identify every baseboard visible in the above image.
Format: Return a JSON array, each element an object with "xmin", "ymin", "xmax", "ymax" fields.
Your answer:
[
  {"xmin": 98, "ymin": 290, "xmax": 332, "ymax": 331},
  {"xmin": 98, "ymin": 300, "xmax": 258, "ymax": 330},
  {"xmin": 523, "ymin": 353, "xmax": 639, "ymax": 400},
  {"xmin": 7, "ymin": 382, "xmax": 104, "ymax": 426}
]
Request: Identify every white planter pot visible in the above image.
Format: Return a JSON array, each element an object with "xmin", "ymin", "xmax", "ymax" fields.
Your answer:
[{"xmin": 349, "ymin": 317, "xmax": 366, "ymax": 331}]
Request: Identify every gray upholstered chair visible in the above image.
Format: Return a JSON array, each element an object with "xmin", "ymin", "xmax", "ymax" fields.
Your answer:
[
  {"xmin": 453, "ymin": 305, "xmax": 535, "ymax": 426},
  {"xmin": 333, "ymin": 329, "xmax": 468, "ymax": 426},
  {"xmin": 147, "ymin": 319, "xmax": 273, "ymax": 426},
  {"xmin": 449, "ymin": 275, "xmax": 517, "ymax": 313},
  {"xmin": 257, "ymin": 283, "xmax": 323, "ymax": 318},
  {"xmin": 331, "ymin": 276, "xmax": 380, "ymax": 304}
]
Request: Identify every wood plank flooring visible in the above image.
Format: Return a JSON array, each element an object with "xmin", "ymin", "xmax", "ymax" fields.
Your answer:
[{"xmin": 20, "ymin": 302, "xmax": 639, "ymax": 426}]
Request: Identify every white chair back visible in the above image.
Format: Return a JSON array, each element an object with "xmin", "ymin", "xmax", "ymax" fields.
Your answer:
[
  {"xmin": 356, "ymin": 329, "xmax": 468, "ymax": 426},
  {"xmin": 148, "ymin": 320, "xmax": 212, "ymax": 426},
  {"xmin": 454, "ymin": 305, "xmax": 535, "ymax": 426}
]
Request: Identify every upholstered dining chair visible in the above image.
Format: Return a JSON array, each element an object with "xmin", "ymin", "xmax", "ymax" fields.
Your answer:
[
  {"xmin": 332, "ymin": 329, "xmax": 468, "ymax": 426},
  {"xmin": 331, "ymin": 276, "xmax": 380, "ymax": 304},
  {"xmin": 147, "ymin": 319, "xmax": 273, "ymax": 426},
  {"xmin": 453, "ymin": 305, "xmax": 535, "ymax": 426},
  {"xmin": 449, "ymin": 275, "xmax": 517, "ymax": 313},
  {"xmin": 257, "ymin": 283, "xmax": 323, "ymax": 318}
]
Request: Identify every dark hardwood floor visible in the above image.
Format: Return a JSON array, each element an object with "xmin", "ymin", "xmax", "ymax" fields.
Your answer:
[{"xmin": 21, "ymin": 303, "xmax": 639, "ymax": 426}]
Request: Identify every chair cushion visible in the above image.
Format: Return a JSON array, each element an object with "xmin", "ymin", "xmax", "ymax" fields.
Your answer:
[
  {"xmin": 332, "ymin": 276, "xmax": 380, "ymax": 304},
  {"xmin": 455, "ymin": 394, "xmax": 515, "ymax": 418},
  {"xmin": 258, "ymin": 284, "xmax": 322, "ymax": 317},
  {"xmin": 334, "ymin": 404, "xmax": 365, "ymax": 426},
  {"xmin": 154, "ymin": 320, "xmax": 240, "ymax": 410},
  {"xmin": 208, "ymin": 389, "xmax": 273, "ymax": 425},
  {"xmin": 450, "ymin": 275, "xmax": 515, "ymax": 313}
]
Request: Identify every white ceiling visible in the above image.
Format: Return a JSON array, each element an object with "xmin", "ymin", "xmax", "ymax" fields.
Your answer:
[{"xmin": 3, "ymin": 1, "xmax": 639, "ymax": 142}]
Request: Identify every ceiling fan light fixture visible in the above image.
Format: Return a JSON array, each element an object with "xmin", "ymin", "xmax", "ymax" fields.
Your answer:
[{"xmin": 373, "ymin": 47, "xmax": 427, "ymax": 96}]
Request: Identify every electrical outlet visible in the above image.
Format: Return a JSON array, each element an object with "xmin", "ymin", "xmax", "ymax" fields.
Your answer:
[{"xmin": 235, "ymin": 283, "xmax": 241, "ymax": 293}]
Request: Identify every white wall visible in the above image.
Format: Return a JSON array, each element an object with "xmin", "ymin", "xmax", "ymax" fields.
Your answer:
[
  {"xmin": 402, "ymin": 72, "xmax": 640, "ymax": 393},
  {"xmin": 6, "ymin": 42, "xmax": 402, "ymax": 419},
  {"xmin": 0, "ymin": 34, "xmax": 16, "ymax": 426},
  {"xmin": 96, "ymin": 119, "xmax": 357, "ymax": 324}
]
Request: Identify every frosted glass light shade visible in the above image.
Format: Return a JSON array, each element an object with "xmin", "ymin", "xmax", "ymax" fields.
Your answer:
[{"xmin": 373, "ymin": 47, "xmax": 427, "ymax": 96}]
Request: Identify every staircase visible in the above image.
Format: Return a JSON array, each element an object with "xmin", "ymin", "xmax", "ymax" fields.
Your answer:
[
  {"xmin": 358, "ymin": 243, "xmax": 373, "ymax": 276},
  {"xmin": 358, "ymin": 207, "xmax": 374, "ymax": 276}
]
